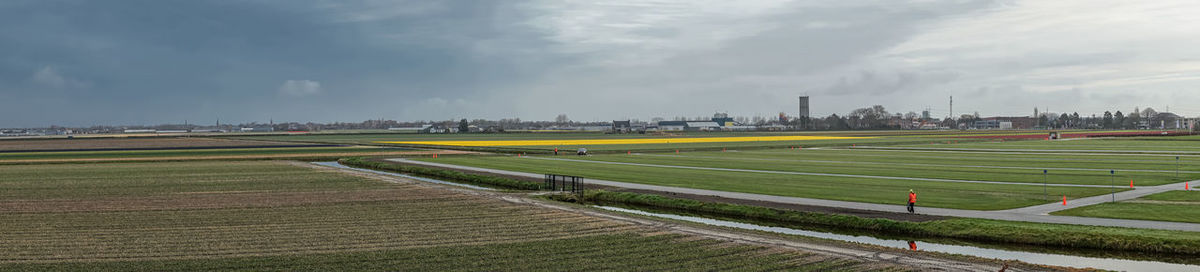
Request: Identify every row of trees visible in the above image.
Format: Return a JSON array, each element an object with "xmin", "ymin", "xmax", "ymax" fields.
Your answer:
[{"xmin": 1044, "ymin": 107, "xmax": 1166, "ymax": 129}]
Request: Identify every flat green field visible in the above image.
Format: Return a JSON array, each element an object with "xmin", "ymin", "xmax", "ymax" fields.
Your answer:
[
  {"xmin": 0, "ymin": 161, "xmax": 875, "ymax": 271},
  {"xmin": 551, "ymin": 149, "xmax": 1199, "ymax": 186},
  {"xmin": 1052, "ymin": 190, "xmax": 1200, "ymax": 223},
  {"xmin": 414, "ymin": 154, "xmax": 1124, "ymax": 210},
  {"xmin": 224, "ymin": 131, "xmax": 1013, "ymax": 152},
  {"xmin": 893, "ymin": 137, "xmax": 1200, "ymax": 153}
]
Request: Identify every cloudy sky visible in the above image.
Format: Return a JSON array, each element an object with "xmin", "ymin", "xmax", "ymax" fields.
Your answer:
[{"xmin": 3, "ymin": 0, "xmax": 1200, "ymax": 127}]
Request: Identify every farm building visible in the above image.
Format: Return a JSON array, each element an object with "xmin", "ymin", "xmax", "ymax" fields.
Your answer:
[
  {"xmin": 612, "ymin": 120, "xmax": 632, "ymax": 133},
  {"xmin": 388, "ymin": 125, "xmax": 433, "ymax": 133},
  {"xmin": 656, "ymin": 121, "xmax": 721, "ymax": 131},
  {"xmin": 239, "ymin": 127, "xmax": 274, "ymax": 132},
  {"xmin": 976, "ymin": 117, "xmax": 1036, "ymax": 129}
]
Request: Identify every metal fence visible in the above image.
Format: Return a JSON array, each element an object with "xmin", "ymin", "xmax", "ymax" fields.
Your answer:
[{"xmin": 545, "ymin": 174, "xmax": 584, "ymax": 194}]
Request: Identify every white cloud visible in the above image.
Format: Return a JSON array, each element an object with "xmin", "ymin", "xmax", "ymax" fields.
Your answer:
[
  {"xmin": 524, "ymin": 0, "xmax": 802, "ymax": 67},
  {"xmin": 871, "ymin": 1, "xmax": 1200, "ymax": 101},
  {"xmin": 32, "ymin": 66, "xmax": 88, "ymax": 89},
  {"xmin": 278, "ymin": 80, "xmax": 322, "ymax": 97}
]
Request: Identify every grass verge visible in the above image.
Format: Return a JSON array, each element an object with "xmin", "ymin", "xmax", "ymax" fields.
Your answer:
[
  {"xmin": 1051, "ymin": 190, "xmax": 1200, "ymax": 224},
  {"xmin": 558, "ymin": 190, "xmax": 1200, "ymax": 255}
]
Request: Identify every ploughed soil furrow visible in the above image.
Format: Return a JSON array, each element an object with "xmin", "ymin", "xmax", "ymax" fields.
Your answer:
[
  {"xmin": 0, "ymin": 212, "xmax": 615, "ymax": 243},
  {"xmin": 0, "ymin": 138, "xmax": 303, "ymax": 152},
  {"xmin": 0, "ymin": 207, "xmax": 571, "ymax": 237},
  {"xmin": 0, "ymin": 219, "xmax": 635, "ymax": 262},
  {"xmin": 0, "ymin": 214, "xmax": 623, "ymax": 246},
  {"xmin": 0, "ymin": 189, "xmax": 470, "ymax": 213}
]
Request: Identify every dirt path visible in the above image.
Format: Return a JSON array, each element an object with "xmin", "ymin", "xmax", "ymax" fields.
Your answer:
[{"xmin": 306, "ymin": 161, "xmax": 1044, "ymax": 272}]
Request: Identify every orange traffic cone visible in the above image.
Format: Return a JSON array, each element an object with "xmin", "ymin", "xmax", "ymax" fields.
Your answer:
[
  {"xmin": 1130, "ymin": 179, "xmax": 1134, "ymax": 188},
  {"xmin": 1062, "ymin": 196, "xmax": 1067, "ymax": 206}
]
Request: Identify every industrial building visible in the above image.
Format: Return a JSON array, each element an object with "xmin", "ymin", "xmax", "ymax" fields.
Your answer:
[
  {"xmin": 974, "ymin": 117, "xmax": 1036, "ymax": 130},
  {"xmin": 656, "ymin": 121, "xmax": 721, "ymax": 131}
]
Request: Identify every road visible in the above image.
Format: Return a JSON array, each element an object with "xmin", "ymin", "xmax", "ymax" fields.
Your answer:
[{"xmin": 391, "ymin": 158, "xmax": 1200, "ymax": 232}]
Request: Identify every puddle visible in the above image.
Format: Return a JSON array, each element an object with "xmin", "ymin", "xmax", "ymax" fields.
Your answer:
[
  {"xmin": 312, "ymin": 161, "xmax": 496, "ymax": 191},
  {"xmin": 596, "ymin": 206, "xmax": 1199, "ymax": 272}
]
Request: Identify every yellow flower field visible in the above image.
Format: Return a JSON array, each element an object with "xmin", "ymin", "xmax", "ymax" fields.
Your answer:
[{"xmin": 376, "ymin": 135, "xmax": 870, "ymax": 147}]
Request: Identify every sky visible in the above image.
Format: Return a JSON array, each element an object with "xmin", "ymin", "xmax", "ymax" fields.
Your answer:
[{"xmin": 3, "ymin": 0, "xmax": 1200, "ymax": 127}]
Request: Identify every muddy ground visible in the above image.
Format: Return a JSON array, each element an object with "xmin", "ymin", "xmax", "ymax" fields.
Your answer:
[{"xmin": 0, "ymin": 137, "xmax": 312, "ymax": 152}]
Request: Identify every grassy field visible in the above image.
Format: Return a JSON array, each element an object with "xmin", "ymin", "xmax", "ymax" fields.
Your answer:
[
  {"xmin": 1052, "ymin": 190, "xmax": 1200, "ymax": 223},
  {"xmin": 891, "ymin": 137, "xmax": 1200, "ymax": 153},
  {"xmin": 578, "ymin": 190, "xmax": 1200, "ymax": 255},
  {"xmin": 224, "ymin": 129, "xmax": 1172, "ymax": 154},
  {"xmin": 414, "ymin": 154, "xmax": 1123, "ymax": 210},
  {"xmin": 0, "ymin": 161, "xmax": 883, "ymax": 270},
  {"xmin": 549, "ymin": 149, "xmax": 1198, "ymax": 186},
  {"xmin": 225, "ymin": 130, "xmax": 1010, "ymax": 152}
]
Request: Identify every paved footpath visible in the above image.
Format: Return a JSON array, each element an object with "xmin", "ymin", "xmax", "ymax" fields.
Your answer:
[
  {"xmin": 390, "ymin": 158, "xmax": 1200, "ymax": 232},
  {"xmin": 518, "ymin": 156, "xmax": 1115, "ymax": 188}
]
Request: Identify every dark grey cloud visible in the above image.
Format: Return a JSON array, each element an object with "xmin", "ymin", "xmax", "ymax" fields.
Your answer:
[
  {"xmin": 2, "ymin": 0, "xmax": 1199, "ymax": 127},
  {"xmin": 0, "ymin": 0, "xmax": 554, "ymax": 127}
]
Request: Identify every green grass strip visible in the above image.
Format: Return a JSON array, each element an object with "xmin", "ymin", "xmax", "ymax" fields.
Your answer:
[{"xmin": 571, "ymin": 190, "xmax": 1200, "ymax": 255}]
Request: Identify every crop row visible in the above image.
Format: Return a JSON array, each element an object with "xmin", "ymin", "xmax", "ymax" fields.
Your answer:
[
  {"xmin": 0, "ymin": 199, "xmax": 635, "ymax": 261},
  {"xmin": 0, "ymin": 233, "xmax": 872, "ymax": 271}
]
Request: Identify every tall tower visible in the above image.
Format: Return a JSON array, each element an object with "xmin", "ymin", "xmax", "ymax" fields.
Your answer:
[
  {"xmin": 798, "ymin": 96, "xmax": 810, "ymax": 129},
  {"xmin": 949, "ymin": 95, "xmax": 954, "ymax": 119},
  {"xmin": 798, "ymin": 96, "xmax": 810, "ymax": 119}
]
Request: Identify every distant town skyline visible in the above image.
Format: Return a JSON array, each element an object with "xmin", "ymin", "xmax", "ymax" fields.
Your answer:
[{"xmin": 3, "ymin": 1, "xmax": 1200, "ymax": 128}]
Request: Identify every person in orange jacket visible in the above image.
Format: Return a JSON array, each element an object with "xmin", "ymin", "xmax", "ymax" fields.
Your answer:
[{"xmin": 907, "ymin": 189, "xmax": 916, "ymax": 214}]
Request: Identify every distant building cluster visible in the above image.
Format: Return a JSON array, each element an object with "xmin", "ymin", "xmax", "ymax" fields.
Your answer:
[{"xmin": 5, "ymin": 96, "xmax": 1198, "ymax": 136}]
